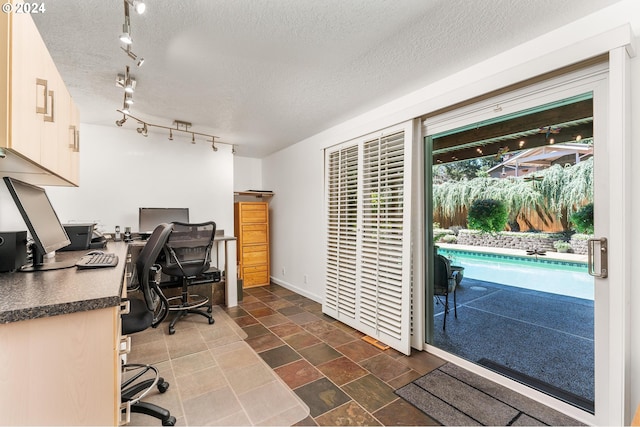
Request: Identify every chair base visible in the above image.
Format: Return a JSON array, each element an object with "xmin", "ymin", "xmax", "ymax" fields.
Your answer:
[
  {"xmin": 122, "ymin": 364, "xmax": 175, "ymax": 426},
  {"xmin": 166, "ymin": 294, "xmax": 215, "ymax": 334}
]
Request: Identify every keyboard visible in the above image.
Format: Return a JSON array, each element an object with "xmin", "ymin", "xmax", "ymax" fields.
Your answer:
[{"xmin": 76, "ymin": 252, "xmax": 119, "ymax": 269}]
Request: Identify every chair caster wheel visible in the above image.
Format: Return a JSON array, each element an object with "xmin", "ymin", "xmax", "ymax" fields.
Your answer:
[
  {"xmin": 207, "ymin": 306, "xmax": 213, "ymax": 313},
  {"xmin": 158, "ymin": 381, "xmax": 170, "ymax": 393},
  {"xmin": 208, "ymin": 318, "xmax": 215, "ymax": 325},
  {"xmin": 169, "ymin": 327, "xmax": 175, "ymax": 335},
  {"xmin": 162, "ymin": 416, "xmax": 177, "ymax": 426}
]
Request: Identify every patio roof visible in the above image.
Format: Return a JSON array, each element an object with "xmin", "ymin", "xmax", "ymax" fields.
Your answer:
[{"xmin": 487, "ymin": 142, "xmax": 593, "ymax": 177}]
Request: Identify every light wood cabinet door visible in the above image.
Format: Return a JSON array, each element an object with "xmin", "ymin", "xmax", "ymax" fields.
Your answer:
[
  {"xmin": 235, "ymin": 202, "xmax": 270, "ymax": 288},
  {"xmin": 0, "ymin": 12, "xmax": 79, "ymax": 186}
]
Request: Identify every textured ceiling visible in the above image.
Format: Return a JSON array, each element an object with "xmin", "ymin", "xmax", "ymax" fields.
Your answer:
[{"xmin": 32, "ymin": 0, "xmax": 619, "ymax": 158}]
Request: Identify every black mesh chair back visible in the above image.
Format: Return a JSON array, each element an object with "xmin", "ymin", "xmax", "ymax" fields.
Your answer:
[
  {"xmin": 121, "ymin": 222, "xmax": 176, "ymax": 426},
  {"xmin": 434, "ymin": 254, "xmax": 458, "ymax": 330},
  {"xmin": 158, "ymin": 221, "xmax": 217, "ymax": 334},
  {"xmin": 161, "ymin": 221, "xmax": 216, "ymax": 278},
  {"xmin": 124, "ymin": 223, "xmax": 173, "ymax": 334}
]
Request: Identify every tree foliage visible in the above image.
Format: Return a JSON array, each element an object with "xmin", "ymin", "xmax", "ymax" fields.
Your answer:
[
  {"xmin": 467, "ymin": 199, "xmax": 508, "ymax": 233},
  {"xmin": 433, "ymin": 158, "xmax": 593, "ymax": 230}
]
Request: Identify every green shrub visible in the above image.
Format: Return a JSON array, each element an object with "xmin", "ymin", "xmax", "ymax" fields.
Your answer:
[
  {"xmin": 467, "ymin": 199, "xmax": 508, "ymax": 233},
  {"xmin": 553, "ymin": 240, "xmax": 572, "ymax": 252},
  {"xmin": 570, "ymin": 203, "xmax": 594, "ymax": 234}
]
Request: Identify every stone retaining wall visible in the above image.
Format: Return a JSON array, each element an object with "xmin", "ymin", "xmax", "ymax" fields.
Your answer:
[{"xmin": 457, "ymin": 230, "xmax": 558, "ymax": 252}]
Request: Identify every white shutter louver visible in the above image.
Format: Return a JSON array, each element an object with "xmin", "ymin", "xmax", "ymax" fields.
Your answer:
[{"xmin": 324, "ymin": 126, "xmax": 412, "ymax": 354}]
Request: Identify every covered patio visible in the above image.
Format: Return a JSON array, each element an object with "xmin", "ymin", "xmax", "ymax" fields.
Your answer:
[{"xmin": 432, "ymin": 276, "xmax": 594, "ymax": 413}]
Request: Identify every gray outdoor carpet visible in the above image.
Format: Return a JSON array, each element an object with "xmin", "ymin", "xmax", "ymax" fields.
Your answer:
[{"xmin": 395, "ymin": 363, "xmax": 585, "ymax": 426}]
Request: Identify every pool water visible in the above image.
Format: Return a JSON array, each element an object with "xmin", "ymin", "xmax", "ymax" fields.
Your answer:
[{"xmin": 438, "ymin": 248, "xmax": 593, "ymax": 300}]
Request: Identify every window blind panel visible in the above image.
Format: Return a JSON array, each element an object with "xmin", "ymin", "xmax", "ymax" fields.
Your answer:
[
  {"xmin": 324, "ymin": 126, "xmax": 411, "ymax": 354},
  {"xmin": 325, "ymin": 145, "xmax": 358, "ymax": 319}
]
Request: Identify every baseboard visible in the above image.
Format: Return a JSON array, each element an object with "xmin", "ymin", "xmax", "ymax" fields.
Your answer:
[{"xmin": 270, "ymin": 276, "xmax": 322, "ymax": 303}]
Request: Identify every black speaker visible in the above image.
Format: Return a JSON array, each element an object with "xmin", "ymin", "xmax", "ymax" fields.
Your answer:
[{"xmin": 0, "ymin": 231, "xmax": 28, "ymax": 272}]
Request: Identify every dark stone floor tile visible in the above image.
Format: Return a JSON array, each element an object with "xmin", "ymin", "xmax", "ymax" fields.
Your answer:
[
  {"xmin": 283, "ymin": 331, "xmax": 323, "ymax": 351},
  {"xmin": 293, "ymin": 415, "xmax": 318, "ymax": 426},
  {"xmin": 224, "ymin": 306, "xmax": 248, "ymax": 318},
  {"xmin": 294, "ymin": 377, "xmax": 352, "ymax": 418},
  {"xmin": 360, "ymin": 353, "xmax": 412, "ymax": 382},
  {"xmin": 316, "ymin": 401, "xmax": 382, "ymax": 426},
  {"xmin": 298, "ymin": 343, "xmax": 342, "ymax": 366},
  {"xmin": 234, "ymin": 315, "xmax": 259, "ymax": 328},
  {"xmin": 247, "ymin": 306, "xmax": 277, "ymax": 318},
  {"xmin": 245, "ymin": 332, "xmax": 285, "ymax": 353},
  {"xmin": 373, "ymin": 398, "xmax": 440, "ymax": 426},
  {"xmin": 395, "ymin": 350, "xmax": 446, "ymax": 375},
  {"xmin": 278, "ymin": 305, "xmax": 305, "ymax": 316},
  {"xmin": 341, "ymin": 374, "xmax": 397, "ymax": 413},
  {"xmin": 274, "ymin": 359, "xmax": 324, "ymax": 389},
  {"xmin": 259, "ymin": 344, "xmax": 301, "ymax": 368},
  {"xmin": 336, "ymin": 339, "xmax": 382, "ymax": 363},
  {"xmin": 241, "ymin": 301, "xmax": 269, "ymax": 311},
  {"xmin": 317, "ymin": 357, "xmax": 368, "ymax": 386},
  {"xmin": 242, "ymin": 323, "xmax": 270, "ymax": 339},
  {"xmin": 270, "ymin": 322, "xmax": 305, "ymax": 338}
]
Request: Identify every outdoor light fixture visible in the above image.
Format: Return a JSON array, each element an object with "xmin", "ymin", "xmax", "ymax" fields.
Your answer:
[
  {"xmin": 168, "ymin": 129, "xmax": 173, "ymax": 141},
  {"xmin": 211, "ymin": 138, "xmax": 218, "ymax": 151},
  {"xmin": 231, "ymin": 145, "xmax": 236, "ymax": 155}
]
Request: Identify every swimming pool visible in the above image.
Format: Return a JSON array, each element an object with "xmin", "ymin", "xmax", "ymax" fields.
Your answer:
[{"xmin": 437, "ymin": 247, "xmax": 592, "ymax": 300}]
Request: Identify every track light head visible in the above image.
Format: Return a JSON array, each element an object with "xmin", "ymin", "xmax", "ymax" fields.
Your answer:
[
  {"xmin": 120, "ymin": 24, "xmax": 132, "ymax": 44},
  {"xmin": 121, "ymin": 106, "xmax": 131, "ymax": 115},
  {"xmin": 126, "ymin": 0, "xmax": 146, "ymax": 14},
  {"xmin": 137, "ymin": 57, "xmax": 144, "ymax": 67},
  {"xmin": 115, "ymin": 116, "xmax": 127, "ymax": 127}
]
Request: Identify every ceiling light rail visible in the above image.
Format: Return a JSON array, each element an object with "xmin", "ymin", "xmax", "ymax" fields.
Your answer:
[
  {"xmin": 119, "ymin": 0, "xmax": 146, "ymax": 64},
  {"xmin": 115, "ymin": 110, "xmax": 235, "ymax": 153}
]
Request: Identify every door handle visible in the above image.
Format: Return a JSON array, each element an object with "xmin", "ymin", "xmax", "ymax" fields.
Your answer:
[{"xmin": 587, "ymin": 237, "xmax": 608, "ymax": 278}]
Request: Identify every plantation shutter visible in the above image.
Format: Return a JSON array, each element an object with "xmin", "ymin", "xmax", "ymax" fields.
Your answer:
[{"xmin": 324, "ymin": 127, "xmax": 412, "ymax": 355}]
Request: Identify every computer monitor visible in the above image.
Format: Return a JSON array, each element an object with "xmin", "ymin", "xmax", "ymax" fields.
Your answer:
[
  {"xmin": 3, "ymin": 177, "xmax": 75, "ymax": 271},
  {"xmin": 139, "ymin": 207, "xmax": 189, "ymax": 234}
]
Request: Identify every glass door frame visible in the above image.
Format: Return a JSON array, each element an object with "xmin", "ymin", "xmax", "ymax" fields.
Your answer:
[{"xmin": 419, "ymin": 60, "xmax": 626, "ymax": 425}]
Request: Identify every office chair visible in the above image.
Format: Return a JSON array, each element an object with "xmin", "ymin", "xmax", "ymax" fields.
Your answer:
[
  {"xmin": 434, "ymin": 254, "xmax": 462, "ymax": 330},
  {"xmin": 159, "ymin": 221, "xmax": 216, "ymax": 335},
  {"xmin": 121, "ymin": 223, "xmax": 176, "ymax": 426}
]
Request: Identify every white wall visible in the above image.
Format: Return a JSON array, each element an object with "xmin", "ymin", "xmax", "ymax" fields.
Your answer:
[
  {"xmin": 259, "ymin": 0, "xmax": 640, "ymax": 421},
  {"xmin": 0, "ymin": 123, "xmax": 234, "ymax": 236},
  {"xmin": 233, "ymin": 156, "xmax": 262, "ymax": 192}
]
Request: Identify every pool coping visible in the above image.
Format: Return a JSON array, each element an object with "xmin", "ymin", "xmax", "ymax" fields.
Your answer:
[{"xmin": 436, "ymin": 243, "xmax": 588, "ymax": 264}]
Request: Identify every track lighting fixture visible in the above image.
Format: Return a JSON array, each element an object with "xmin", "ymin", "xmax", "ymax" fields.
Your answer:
[
  {"xmin": 124, "ymin": 93, "xmax": 134, "ymax": 105},
  {"xmin": 115, "ymin": 111, "xmax": 234, "ymax": 152},
  {"xmin": 115, "ymin": 115, "xmax": 128, "ymax": 127},
  {"xmin": 122, "ymin": 45, "xmax": 144, "ymax": 67},
  {"xmin": 126, "ymin": 0, "xmax": 146, "ymax": 14},
  {"xmin": 120, "ymin": 0, "xmax": 133, "ymax": 44},
  {"xmin": 136, "ymin": 122, "xmax": 148, "ymax": 137},
  {"xmin": 116, "ymin": 66, "xmax": 136, "ymax": 93}
]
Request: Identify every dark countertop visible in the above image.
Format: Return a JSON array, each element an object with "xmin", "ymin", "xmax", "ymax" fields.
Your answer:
[{"xmin": 0, "ymin": 241, "xmax": 129, "ymax": 324}]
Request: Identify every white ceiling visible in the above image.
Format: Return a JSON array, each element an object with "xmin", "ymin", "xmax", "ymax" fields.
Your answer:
[{"xmin": 32, "ymin": 0, "xmax": 619, "ymax": 158}]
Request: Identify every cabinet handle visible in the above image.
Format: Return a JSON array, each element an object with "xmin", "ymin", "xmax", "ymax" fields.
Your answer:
[
  {"xmin": 69, "ymin": 126, "xmax": 80, "ymax": 152},
  {"xmin": 43, "ymin": 90, "xmax": 54, "ymax": 122},
  {"xmin": 119, "ymin": 401, "xmax": 131, "ymax": 425},
  {"xmin": 35, "ymin": 78, "xmax": 48, "ymax": 114},
  {"xmin": 119, "ymin": 335, "xmax": 132, "ymax": 355},
  {"xmin": 120, "ymin": 299, "xmax": 131, "ymax": 315}
]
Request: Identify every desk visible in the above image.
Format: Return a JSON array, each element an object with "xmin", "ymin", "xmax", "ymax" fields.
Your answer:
[
  {"xmin": 0, "ymin": 241, "xmax": 129, "ymax": 425},
  {"xmin": 128, "ymin": 235, "xmax": 238, "ymax": 308}
]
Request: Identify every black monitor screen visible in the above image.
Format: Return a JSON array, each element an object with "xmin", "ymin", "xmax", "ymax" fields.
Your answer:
[
  {"xmin": 3, "ymin": 177, "xmax": 72, "ymax": 271},
  {"xmin": 139, "ymin": 208, "xmax": 189, "ymax": 233}
]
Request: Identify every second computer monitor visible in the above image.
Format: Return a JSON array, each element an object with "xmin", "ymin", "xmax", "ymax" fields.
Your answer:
[{"xmin": 139, "ymin": 207, "xmax": 189, "ymax": 233}]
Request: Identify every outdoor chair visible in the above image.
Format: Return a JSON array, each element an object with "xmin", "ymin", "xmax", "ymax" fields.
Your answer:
[{"xmin": 434, "ymin": 254, "xmax": 463, "ymax": 330}]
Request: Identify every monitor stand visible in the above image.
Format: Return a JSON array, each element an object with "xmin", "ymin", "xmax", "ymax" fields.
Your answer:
[{"xmin": 19, "ymin": 249, "xmax": 77, "ymax": 272}]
